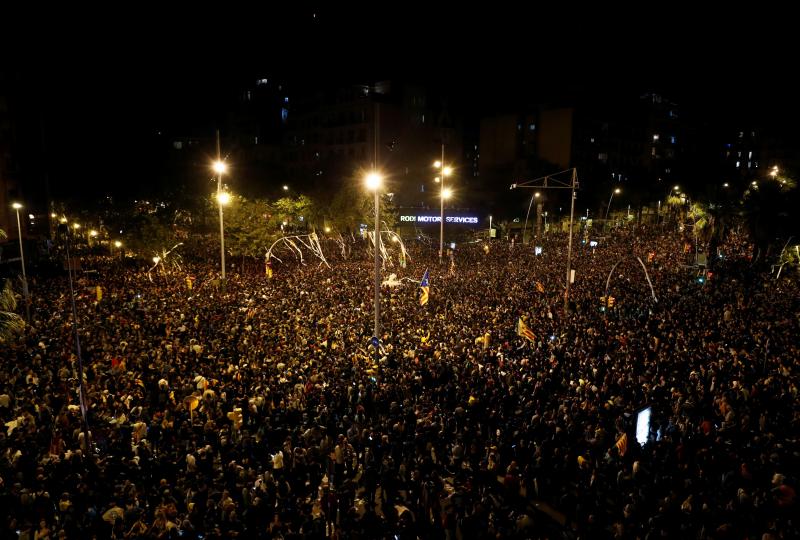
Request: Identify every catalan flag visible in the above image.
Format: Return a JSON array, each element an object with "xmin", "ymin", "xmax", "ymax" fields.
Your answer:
[
  {"xmin": 615, "ymin": 433, "xmax": 628, "ymax": 456},
  {"xmin": 517, "ymin": 317, "xmax": 536, "ymax": 342},
  {"xmin": 419, "ymin": 269, "xmax": 430, "ymax": 306}
]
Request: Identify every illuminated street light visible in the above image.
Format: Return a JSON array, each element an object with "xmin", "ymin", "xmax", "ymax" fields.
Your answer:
[
  {"xmin": 365, "ymin": 171, "xmax": 383, "ymax": 354},
  {"xmin": 89, "ymin": 230, "xmax": 98, "ymax": 237},
  {"xmin": 283, "ymin": 185, "xmax": 289, "ymax": 191},
  {"xmin": 324, "ymin": 226, "xmax": 331, "ymax": 233},
  {"xmin": 114, "ymin": 241, "xmax": 122, "ymax": 248},
  {"xmin": 434, "ymin": 146, "xmax": 455, "ymax": 262},
  {"xmin": 11, "ymin": 202, "xmax": 30, "ymax": 321},
  {"xmin": 213, "ymin": 132, "xmax": 230, "ymax": 288},
  {"xmin": 442, "ymin": 187, "xmax": 453, "ymax": 200},
  {"xmin": 216, "ymin": 191, "xmax": 231, "ymax": 205},
  {"xmin": 73, "ymin": 223, "xmax": 81, "ymax": 229},
  {"xmin": 605, "ymin": 188, "xmax": 622, "ymax": 220}
]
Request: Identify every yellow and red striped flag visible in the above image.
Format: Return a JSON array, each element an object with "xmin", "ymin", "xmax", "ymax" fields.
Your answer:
[{"xmin": 517, "ymin": 317, "xmax": 536, "ymax": 342}]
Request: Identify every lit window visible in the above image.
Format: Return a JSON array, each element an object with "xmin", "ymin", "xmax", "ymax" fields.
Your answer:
[
  {"xmin": 670, "ymin": 136, "xmax": 676, "ymax": 144},
  {"xmin": 748, "ymin": 161, "xmax": 752, "ymax": 168},
  {"xmin": 517, "ymin": 124, "xmax": 522, "ymax": 131},
  {"xmin": 281, "ymin": 108, "xmax": 289, "ymax": 123},
  {"xmin": 735, "ymin": 161, "xmax": 740, "ymax": 168},
  {"xmin": 529, "ymin": 124, "xmax": 536, "ymax": 131},
  {"xmin": 421, "ymin": 114, "xmax": 425, "ymax": 124},
  {"xmin": 748, "ymin": 151, "xmax": 752, "ymax": 159},
  {"xmin": 739, "ymin": 131, "xmax": 744, "ymax": 138},
  {"xmin": 257, "ymin": 78, "xmax": 268, "ymax": 85},
  {"xmin": 590, "ymin": 137, "xmax": 595, "ymax": 143},
  {"xmin": 284, "ymin": 97, "xmax": 289, "ymax": 103},
  {"xmin": 653, "ymin": 134, "xmax": 660, "ymax": 141},
  {"xmin": 652, "ymin": 147, "xmax": 656, "ymax": 156}
]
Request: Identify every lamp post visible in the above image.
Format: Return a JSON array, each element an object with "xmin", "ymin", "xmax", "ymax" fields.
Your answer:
[
  {"xmin": 213, "ymin": 130, "xmax": 228, "ymax": 288},
  {"xmin": 12, "ymin": 203, "xmax": 30, "ymax": 322},
  {"xmin": 365, "ymin": 172, "xmax": 383, "ymax": 352},
  {"xmin": 434, "ymin": 147, "xmax": 453, "ymax": 262},
  {"xmin": 604, "ymin": 188, "xmax": 621, "ymax": 220}
]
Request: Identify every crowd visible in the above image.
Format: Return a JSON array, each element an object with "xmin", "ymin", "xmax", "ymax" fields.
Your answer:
[{"xmin": 1, "ymin": 225, "xmax": 797, "ymax": 539}]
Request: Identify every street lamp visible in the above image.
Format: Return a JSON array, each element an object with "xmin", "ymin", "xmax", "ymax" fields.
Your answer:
[
  {"xmin": 365, "ymin": 171, "xmax": 383, "ymax": 351},
  {"xmin": 283, "ymin": 185, "xmax": 289, "ymax": 191},
  {"xmin": 11, "ymin": 203, "xmax": 30, "ymax": 322},
  {"xmin": 434, "ymin": 158, "xmax": 453, "ymax": 262},
  {"xmin": 605, "ymin": 188, "xmax": 621, "ymax": 220},
  {"xmin": 213, "ymin": 130, "xmax": 228, "ymax": 288}
]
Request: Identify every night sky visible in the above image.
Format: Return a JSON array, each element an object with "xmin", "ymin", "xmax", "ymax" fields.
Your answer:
[{"xmin": 7, "ymin": 5, "xmax": 796, "ymax": 201}]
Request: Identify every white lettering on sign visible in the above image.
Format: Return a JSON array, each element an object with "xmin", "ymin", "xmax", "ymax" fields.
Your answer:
[{"xmin": 399, "ymin": 215, "xmax": 479, "ymax": 224}]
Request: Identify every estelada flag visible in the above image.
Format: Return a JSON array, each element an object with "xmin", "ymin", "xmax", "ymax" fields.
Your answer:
[
  {"xmin": 517, "ymin": 317, "xmax": 536, "ymax": 342},
  {"xmin": 419, "ymin": 269, "xmax": 430, "ymax": 306}
]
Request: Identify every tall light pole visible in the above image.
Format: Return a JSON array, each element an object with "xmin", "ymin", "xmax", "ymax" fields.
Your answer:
[
  {"xmin": 365, "ymin": 172, "xmax": 383, "ymax": 349},
  {"xmin": 213, "ymin": 130, "xmax": 228, "ymax": 288},
  {"xmin": 434, "ymin": 147, "xmax": 453, "ymax": 262},
  {"xmin": 12, "ymin": 203, "xmax": 30, "ymax": 322},
  {"xmin": 510, "ymin": 168, "xmax": 579, "ymax": 308},
  {"xmin": 605, "ymin": 188, "xmax": 621, "ymax": 220}
]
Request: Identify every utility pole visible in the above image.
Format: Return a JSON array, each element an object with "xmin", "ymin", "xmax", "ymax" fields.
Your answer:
[{"xmin": 511, "ymin": 168, "xmax": 579, "ymax": 309}]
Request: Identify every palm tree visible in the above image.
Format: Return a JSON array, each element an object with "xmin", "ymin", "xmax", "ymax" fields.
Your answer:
[{"xmin": 0, "ymin": 228, "xmax": 25, "ymax": 341}]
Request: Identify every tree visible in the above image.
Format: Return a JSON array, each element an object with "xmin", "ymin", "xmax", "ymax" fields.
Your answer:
[
  {"xmin": 326, "ymin": 173, "xmax": 396, "ymax": 234},
  {"xmin": 742, "ymin": 172, "xmax": 797, "ymax": 261},
  {"xmin": 0, "ymin": 228, "xmax": 24, "ymax": 341}
]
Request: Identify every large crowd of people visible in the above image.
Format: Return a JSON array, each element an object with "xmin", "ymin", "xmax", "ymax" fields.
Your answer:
[{"xmin": 1, "ymin": 225, "xmax": 797, "ymax": 539}]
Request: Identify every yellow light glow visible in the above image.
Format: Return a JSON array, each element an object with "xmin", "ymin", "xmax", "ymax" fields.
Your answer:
[
  {"xmin": 213, "ymin": 161, "xmax": 227, "ymax": 174},
  {"xmin": 442, "ymin": 187, "xmax": 453, "ymax": 199},
  {"xmin": 534, "ymin": 192, "xmax": 541, "ymax": 198},
  {"xmin": 153, "ymin": 256, "xmax": 161, "ymax": 264},
  {"xmin": 324, "ymin": 227, "xmax": 331, "ymax": 233},
  {"xmin": 12, "ymin": 202, "xmax": 22, "ymax": 209},
  {"xmin": 442, "ymin": 166, "xmax": 453, "ymax": 177},
  {"xmin": 673, "ymin": 185, "xmax": 680, "ymax": 191},
  {"xmin": 217, "ymin": 191, "xmax": 231, "ymax": 205},
  {"xmin": 73, "ymin": 223, "xmax": 81, "ymax": 229},
  {"xmin": 89, "ymin": 230, "xmax": 98, "ymax": 237},
  {"xmin": 434, "ymin": 177, "xmax": 440, "ymax": 183},
  {"xmin": 433, "ymin": 160, "xmax": 442, "ymax": 168},
  {"xmin": 51, "ymin": 213, "xmax": 57, "ymax": 218},
  {"xmin": 614, "ymin": 188, "xmax": 621, "ymax": 194},
  {"xmin": 365, "ymin": 172, "xmax": 382, "ymax": 190},
  {"xmin": 114, "ymin": 241, "xmax": 122, "ymax": 248},
  {"xmin": 283, "ymin": 185, "xmax": 289, "ymax": 191},
  {"xmin": 60, "ymin": 217, "xmax": 68, "ymax": 223}
]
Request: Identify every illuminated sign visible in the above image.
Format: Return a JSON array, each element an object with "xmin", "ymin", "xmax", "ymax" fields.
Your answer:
[{"xmin": 399, "ymin": 215, "xmax": 479, "ymax": 224}]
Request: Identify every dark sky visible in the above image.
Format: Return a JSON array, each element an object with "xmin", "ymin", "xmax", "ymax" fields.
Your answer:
[{"xmin": 7, "ymin": 4, "xmax": 797, "ymax": 200}]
